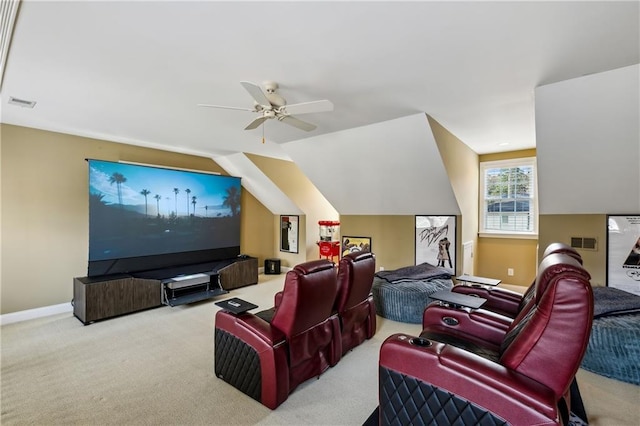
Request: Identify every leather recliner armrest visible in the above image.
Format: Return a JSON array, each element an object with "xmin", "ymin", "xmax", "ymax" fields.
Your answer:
[
  {"xmin": 451, "ymin": 285, "xmax": 523, "ymax": 317},
  {"xmin": 421, "ymin": 302, "xmax": 512, "ymax": 347},
  {"xmin": 216, "ymin": 310, "xmax": 286, "ymax": 346},
  {"xmin": 379, "ymin": 333, "xmax": 560, "ymax": 425}
]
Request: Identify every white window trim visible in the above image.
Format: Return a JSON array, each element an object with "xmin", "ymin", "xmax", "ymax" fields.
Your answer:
[{"xmin": 479, "ymin": 157, "xmax": 538, "ymax": 238}]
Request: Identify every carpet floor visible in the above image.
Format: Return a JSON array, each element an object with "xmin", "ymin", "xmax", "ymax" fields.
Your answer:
[{"xmin": 1, "ymin": 276, "xmax": 638, "ymax": 425}]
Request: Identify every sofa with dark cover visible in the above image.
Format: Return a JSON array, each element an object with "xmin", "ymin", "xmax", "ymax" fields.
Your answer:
[
  {"xmin": 214, "ymin": 259, "xmax": 341, "ymax": 409},
  {"xmin": 581, "ymin": 286, "xmax": 640, "ymax": 385},
  {"xmin": 372, "ymin": 262, "xmax": 453, "ymax": 323},
  {"xmin": 334, "ymin": 251, "xmax": 377, "ymax": 355},
  {"xmin": 377, "ymin": 253, "xmax": 594, "ymax": 425}
]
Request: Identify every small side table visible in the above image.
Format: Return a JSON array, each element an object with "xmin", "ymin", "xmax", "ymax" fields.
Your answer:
[
  {"xmin": 430, "ymin": 289, "xmax": 487, "ymax": 310},
  {"xmin": 455, "ymin": 275, "xmax": 501, "ymax": 287},
  {"xmin": 215, "ymin": 298, "xmax": 258, "ymax": 315}
]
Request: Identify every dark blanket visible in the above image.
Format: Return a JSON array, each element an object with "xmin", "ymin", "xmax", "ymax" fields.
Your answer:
[
  {"xmin": 593, "ymin": 287, "xmax": 640, "ymax": 318},
  {"xmin": 375, "ymin": 262, "xmax": 452, "ymax": 283}
]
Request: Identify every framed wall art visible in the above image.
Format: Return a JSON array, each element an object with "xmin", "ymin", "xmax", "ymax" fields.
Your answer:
[
  {"xmin": 607, "ymin": 214, "xmax": 640, "ymax": 295},
  {"xmin": 415, "ymin": 215, "xmax": 456, "ymax": 273},
  {"xmin": 341, "ymin": 236, "xmax": 371, "ymax": 257},
  {"xmin": 280, "ymin": 215, "xmax": 299, "ymax": 253}
]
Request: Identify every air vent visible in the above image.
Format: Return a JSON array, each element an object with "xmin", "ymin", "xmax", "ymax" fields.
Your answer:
[
  {"xmin": 8, "ymin": 96, "xmax": 36, "ymax": 108},
  {"xmin": 571, "ymin": 237, "xmax": 597, "ymax": 251}
]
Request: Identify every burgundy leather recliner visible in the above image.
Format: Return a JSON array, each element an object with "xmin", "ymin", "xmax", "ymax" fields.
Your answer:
[
  {"xmin": 214, "ymin": 259, "xmax": 342, "ymax": 409},
  {"xmin": 421, "ymin": 244, "xmax": 588, "ymax": 347},
  {"xmin": 378, "ymin": 253, "xmax": 594, "ymax": 425},
  {"xmin": 334, "ymin": 251, "xmax": 376, "ymax": 355},
  {"xmin": 451, "ymin": 242, "xmax": 583, "ymax": 318}
]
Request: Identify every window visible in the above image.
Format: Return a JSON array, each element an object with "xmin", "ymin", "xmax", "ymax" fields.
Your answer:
[{"xmin": 480, "ymin": 157, "xmax": 537, "ymax": 237}]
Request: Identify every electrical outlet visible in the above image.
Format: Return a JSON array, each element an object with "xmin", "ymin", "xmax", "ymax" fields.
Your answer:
[
  {"xmin": 379, "ymin": 266, "xmax": 385, "ymax": 271},
  {"xmin": 508, "ymin": 268, "xmax": 514, "ymax": 276}
]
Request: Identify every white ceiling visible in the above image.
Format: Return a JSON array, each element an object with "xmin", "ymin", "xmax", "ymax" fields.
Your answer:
[{"xmin": 1, "ymin": 1, "xmax": 638, "ymax": 160}]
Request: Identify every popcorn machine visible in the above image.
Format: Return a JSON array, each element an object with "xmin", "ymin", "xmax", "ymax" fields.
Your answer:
[{"xmin": 318, "ymin": 220, "xmax": 340, "ymax": 262}]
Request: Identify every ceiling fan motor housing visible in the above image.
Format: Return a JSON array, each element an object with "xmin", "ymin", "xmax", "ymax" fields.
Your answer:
[
  {"xmin": 259, "ymin": 81, "xmax": 284, "ymax": 107},
  {"xmin": 263, "ymin": 81, "xmax": 279, "ymax": 93}
]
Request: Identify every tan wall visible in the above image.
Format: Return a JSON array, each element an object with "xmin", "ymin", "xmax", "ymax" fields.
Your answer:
[
  {"xmin": 539, "ymin": 214, "xmax": 606, "ymax": 286},
  {"xmin": 339, "ymin": 216, "xmax": 415, "ymax": 271},
  {"xmin": 481, "ymin": 213, "xmax": 607, "ymax": 287},
  {"xmin": 429, "ymin": 115, "xmax": 479, "ymax": 275},
  {"xmin": 476, "ymin": 238, "xmax": 539, "ymax": 286},
  {"xmin": 0, "ymin": 124, "xmax": 274, "ymax": 314},
  {"xmin": 240, "ymin": 191, "xmax": 275, "ymax": 266},
  {"xmin": 247, "ymin": 154, "xmax": 338, "ymax": 267},
  {"xmin": 2, "ymin": 123, "xmax": 609, "ymax": 314}
]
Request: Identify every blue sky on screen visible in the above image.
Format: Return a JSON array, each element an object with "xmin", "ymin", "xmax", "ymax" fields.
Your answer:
[{"xmin": 89, "ymin": 160, "xmax": 239, "ymax": 215}]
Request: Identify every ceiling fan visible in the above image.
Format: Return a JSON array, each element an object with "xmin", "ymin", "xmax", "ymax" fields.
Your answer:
[{"xmin": 198, "ymin": 81, "xmax": 333, "ymax": 132}]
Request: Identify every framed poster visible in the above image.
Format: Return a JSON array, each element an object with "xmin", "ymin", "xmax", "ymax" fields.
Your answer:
[
  {"xmin": 341, "ymin": 236, "xmax": 371, "ymax": 257},
  {"xmin": 415, "ymin": 215, "xmax": 456, "ymax": 274},
  {"xmin": 280, "ymin": 215, "xmax": 299, "ymax": 253},
  {"xmin": 607, "ymin": 214, "xmax": 640, "ymax": 296}
]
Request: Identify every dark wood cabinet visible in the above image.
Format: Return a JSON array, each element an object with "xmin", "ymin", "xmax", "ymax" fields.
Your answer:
[
  {"xmin": 73, "ymin": 257, "xmax": 258, "ymax": 324},
  {"xmin": 73, "ymin": 276, "xmax": 162, "ymax": 325},
  {"xmin": 218, "ymin": 257, "xmax": 259, "ymax": 290}
]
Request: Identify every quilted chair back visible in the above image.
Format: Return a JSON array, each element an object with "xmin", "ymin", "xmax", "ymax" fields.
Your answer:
[
  {"xmin": 500, "ymin": 253, "xmax": 594, "ymax": 398},
  {"xmin": 271, "ymin": 259, "xmax": 341, "ymax": 387},
  {"xmin": 335, "ymin": 251, "xmax": 377, "ymax": 353}
]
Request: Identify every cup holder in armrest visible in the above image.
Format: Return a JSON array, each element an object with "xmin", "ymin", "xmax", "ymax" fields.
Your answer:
[{"xmin": 410, "ymin": 337, "xmax": 432, "ymax": 347}]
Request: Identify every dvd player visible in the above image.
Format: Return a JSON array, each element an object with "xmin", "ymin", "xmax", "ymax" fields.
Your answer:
[{"xmin": 164, "ymin": 273, "xmax": 210, "ymax": 290}]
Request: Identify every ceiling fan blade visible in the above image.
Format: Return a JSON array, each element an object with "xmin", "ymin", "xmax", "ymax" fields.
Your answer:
[
  {"xmin": 197, "ymin": 103, "xmax": 255, "ymax": 112},
  {"xmin": 240, "ymin": 81, "xmax": 271, "ymax": 107},
  {"xmin": 280, "ymin": 115, "xmax": 317, "ymax": 132},
  {"xmin": 245, "ymin": 116, "xmax": 268, "ymax": 130},
  {"xmin": 281, "ymin": 100, "xmax": 334, "ymax": 115}
]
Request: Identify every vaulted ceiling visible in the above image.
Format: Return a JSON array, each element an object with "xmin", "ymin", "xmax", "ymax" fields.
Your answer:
[
  {"xmin": 2, "ymin": 1, "xmax": 638, "ymax": 159},
  {"xmin": 1, "ymin": 1, "xmax": 638, "ymax": 218}
]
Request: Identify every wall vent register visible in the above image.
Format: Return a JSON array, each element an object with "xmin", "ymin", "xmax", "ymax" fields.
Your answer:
[{"xmin": 571, "ymin": 237, "xmax": 597, "ymax": 250}]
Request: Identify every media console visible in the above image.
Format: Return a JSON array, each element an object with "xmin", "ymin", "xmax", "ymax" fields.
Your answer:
[
  {"xmin": 73, "ymin": 275, "xmax": 163, "ymax": 325},
  {"xmin": 73, "ymin": 257, "xmax": 258, "ymax": 324}
]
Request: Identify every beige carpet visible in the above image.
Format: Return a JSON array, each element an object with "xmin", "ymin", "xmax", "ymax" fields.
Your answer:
[{"xmin": 1, "ymin": 276, "xmax": 638, "ymax": 425}]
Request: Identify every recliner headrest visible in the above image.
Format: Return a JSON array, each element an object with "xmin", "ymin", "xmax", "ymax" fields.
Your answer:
[
  {"xmin": 342, "ymin": 251, "xmax": 375, "ymax": 264},
  {"xmin": 534, "ymin": 253, "xmax": 590, "ymax": 302},
  {"xmin": 542, "ymin": 242, "xmax": 583, "ymax": 264},
  {"xmin": 293, "ymin": 259, "xmax": 335, "ymax": 275}
]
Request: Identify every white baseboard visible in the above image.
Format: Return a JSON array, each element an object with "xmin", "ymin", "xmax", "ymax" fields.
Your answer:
[{"xmin": 1, "ymin": 302, "xmax": 73, "ymax": 326}]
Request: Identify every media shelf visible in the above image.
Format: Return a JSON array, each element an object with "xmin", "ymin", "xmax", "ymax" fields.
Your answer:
[
  {"xmin": 161, "ymin": 272, "xmax": 228, "ymax": 307},
  {"xmin": 73, "ymin": 257, "xmax": 258, "ymax": 324}
]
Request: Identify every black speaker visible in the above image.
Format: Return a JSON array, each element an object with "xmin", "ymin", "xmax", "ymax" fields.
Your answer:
[{"xmin": 264, "ymin": 258, "xmax": 281, "ymax": 275}]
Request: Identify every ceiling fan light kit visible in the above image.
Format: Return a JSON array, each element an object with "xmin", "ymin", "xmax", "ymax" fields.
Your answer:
[{"xmin": 198, "ymin": 80, "xmax": 333, "ymax": 132}]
